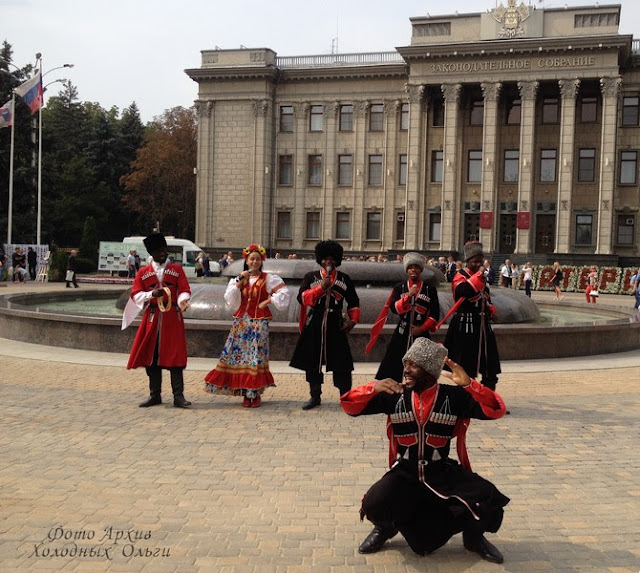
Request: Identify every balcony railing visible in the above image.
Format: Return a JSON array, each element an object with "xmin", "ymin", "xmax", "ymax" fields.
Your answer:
[
  {"xmin": 276, "ymin": 52, "xmax": 404, "ymax": 68},
  {"xmin": 633, "ymin": 39, "xmax": 640, "ymax": 53}
]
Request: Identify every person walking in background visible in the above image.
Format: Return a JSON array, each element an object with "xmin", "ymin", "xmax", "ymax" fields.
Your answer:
[
  {"xmin": 631, "ymin": 269, "xmax": 640, "ymax": 310},
  {"xmin": 522, "ymin": 262, "xmax": 533, "ymax": 298},
  {"xmin": 444, "ymin": 241, "xmax": 501, "ymax": 391},
  {"xmin": 204, "ymin": 244, "xmax": 290, "ymax": 408},
  {"xmin": 127, "ymin": 250, "xmax": 136, "ymax": 279},
  {"xmin": 66, "ymin": 249, "xmax": 79, "ymax": 288},
  {"xmin": 585, "ymin": 266, "xmax": 599, "ymax": 304},
  {"xmin": 125, "ymin": 233, "xmax": 192, "ymax": 408},
  {"xmin": 290, "ymin": 240, "xmax": 360, "ymax": 410},
  {"xmin": 367, "ymin": 252, "xmax": 440, "ymax": 384},
  {"xmin": 500, "ymin": 259, "xmax": 512, "ymax": 288},
  {"xmin": 483, "ymin": 259, "xmax": 496, "ymax": 286},
  {"xmin": 27, "ymin": 247, "xmax": 37, "ymax": 281},
  {"xmin": 341, "ymin": 338, "xmax": 509, "ymax": 564},
  {"xmin": 552, "ymin": 261, "xmax": 564, "ymax": 301},
  {"xmin": 510, "ymin": 262, "xmax": 519, "ymax": 289}
]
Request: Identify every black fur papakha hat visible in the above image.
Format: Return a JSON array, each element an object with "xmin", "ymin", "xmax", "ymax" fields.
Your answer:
[
  {"xmin": 143, "ymin": 233, "xmax": 168, "ymax": 253},
  {"xmin": 402, "ymin": 338, "xmax": 448, "ymax": 380},
  {"xmin": 315, "ymin": 240, "xmax": 344, "ymax": 266},
  {"xmin": 463, "ymin": 241, "xmax": 483, "ymax": 261}
]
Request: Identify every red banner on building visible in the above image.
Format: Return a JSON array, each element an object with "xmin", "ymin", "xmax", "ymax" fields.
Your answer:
[
  {"xmin": 517, "ymin": 211, "xmax": 530, "ymax": 229},
  {"xmin": 479, "ymin": 211, "xmax": 493, "ymax": 229}
]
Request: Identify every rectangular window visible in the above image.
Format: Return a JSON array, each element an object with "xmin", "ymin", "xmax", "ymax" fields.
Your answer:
[
  {"xmin": 506, "ymin": 98, "xmax": 521, "ymax": 125},
  {"xmin": 622, "ymin": 96, "xmax": 639, "ymax": 126},
  {"xmin": 308, "ymin": 154, "xmax": 323, "ymax": 185},
  {"xmin": 395, "ymin": 212, "xmax": 405, "ymax": 241},
  {"xmin": 540, "ymin": 149, "xmax": 557, "ymax": 182},
  {"xmin": 470, "ymin": 100, "xmax": 484, "ymax": 125},
  {"xmin": 366, "ymin": 212, "xmax": 381, "ymax": 240},
  {"xmin": 336, "ymin": 212, "xmax": 350, "ymax": 240},
  {"xmin": 429, "ymin": 213, "xmax": 441, "ymax": 242},
  {"xmin": 542, "ymin": 97, "xmax": 559, "ymax": 124},
  {"xmin": 368, "ymin": 154, "xmax": 383, "ymax": 186},
  {"xmin": 309, "ymin": 104, "xmax": 324, "ymax": 132},
  {"xmin": 280, "ymin": 105, "xmax": 294, "ymax": 132},
  {"xmin": 400, "ymin": 103, "xmax": 409, "ymax": 130},
  {"xmin": 581, "ymin": 96, "xmax": 597, "ymax": 123},
  {"xmin": 432, "ymin": 99, "xmax": 444, "ymax": 126},
  {"xmin": 369, "ymin": 103, "xmax": 384, "ymax": 131},
  {"xmin": 620, "ymin": 150, "xmax": 637, "ymax": 185},
  {"xmin": 399, "ymin": 154, "xmax": 408, "ymax": 185},
  {"xmin": 468, "ymin": 150, "xmax": 482, "ymax": 183},
  {"xmin": 578, "ymin": 148, "xmax": 596, "ymax": 182},
  {"xmin": 617, "ymin": 214, "xmax": 635, "ymax": 245},
  {"xmin": 278, "ymin": 154, "xmax": 293, "ymax": 185},
  {"xmin": 306, "ymin": 212, "xmax": 321, "ymax": 239},
  {"xmin": 337, "ymin": 154, "xmax": 353, "ymax": 186},
  {"xmin": 339, "ymin": 105, "xmax": 353, "ymax": 131},
  {"xmin": 276, "ymin": 211, "xmax": 291, "ymax": 239},
  {"xmin": 504, "ymin": 149, "xmax": 519, "ymax": 182},
  {"xmin": 431, "ymin": 150, "xmax": 443, "ymax": 182},
  {"xmin": 575, "ymin": 214, "xmax": 593, "ymax": 245}
]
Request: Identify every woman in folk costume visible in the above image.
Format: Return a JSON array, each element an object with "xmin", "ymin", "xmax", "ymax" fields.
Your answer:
[
  {"xmin": 204, "ymin": 244, "xmax": 290, "ymax": 408},
  {"xmin": 443, "ymin": 241, "xmax": 501, "ymax": 390},
  {"xmin": 125, "ymin": 233, "xmax": 192, "ymax": 408},
  {"xmin": 367, "ymin": 252, "xmax": 440, "ymax": 383},
  {"xmin": 290, "ymin": 240, "xmax": 361, "ymax": 410}
]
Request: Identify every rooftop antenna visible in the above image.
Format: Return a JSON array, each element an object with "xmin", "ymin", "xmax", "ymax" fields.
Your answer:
[{"xmin": 331, "ymin": 12, "xmax": 339, "ymax": 54}]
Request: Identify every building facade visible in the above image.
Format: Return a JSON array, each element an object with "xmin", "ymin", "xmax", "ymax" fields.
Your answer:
[{"xmin": 186, "ymin": 2, "xmax": 640, "ymax": 263}]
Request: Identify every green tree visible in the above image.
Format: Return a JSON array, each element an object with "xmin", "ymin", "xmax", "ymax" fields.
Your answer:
[
  {"xmin": 79, "ymin": 215, "xmax": 98, "ymax": 264},
  {"xmin": 121, "ymin": 106, "xmax": 196, "ymax": 238}
]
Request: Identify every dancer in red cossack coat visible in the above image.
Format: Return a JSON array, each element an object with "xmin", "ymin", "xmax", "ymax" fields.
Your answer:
[{"xmin": 125, "ymin": 233, "xmax": 192, "ymax": 408}]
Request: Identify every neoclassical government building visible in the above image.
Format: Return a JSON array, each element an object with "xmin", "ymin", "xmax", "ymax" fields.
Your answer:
[{"xmin": 186, "ymin": 2, "xmax": 640, "ymax": 263}]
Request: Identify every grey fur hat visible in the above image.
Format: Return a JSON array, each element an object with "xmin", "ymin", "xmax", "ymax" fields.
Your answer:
[
  {"xmin": 463, "ymin": 241, "xmax": 483, "ymax": 261},
  {"xmin": 403, "ymin": 252, "xmax": 425, "ymax": 271},
  {"xmin": 402, "ymin": 338, "xmax": 448, "ymax": 380}
]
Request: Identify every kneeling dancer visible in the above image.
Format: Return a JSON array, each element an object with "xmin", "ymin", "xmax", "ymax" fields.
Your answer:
[{"xmin": 340, "ymin": 337, "xmax": 509, "ymax": 564}]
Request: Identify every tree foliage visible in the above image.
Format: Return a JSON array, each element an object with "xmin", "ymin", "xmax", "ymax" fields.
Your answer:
[{"xmin": 120, "ymin": 106, "xmax": 196, "ymax": 238}]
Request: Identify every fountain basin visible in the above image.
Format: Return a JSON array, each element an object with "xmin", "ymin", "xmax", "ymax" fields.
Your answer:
[{"xmin": 0, "ymin": 289, "xmax": 638, "ymax": 361}]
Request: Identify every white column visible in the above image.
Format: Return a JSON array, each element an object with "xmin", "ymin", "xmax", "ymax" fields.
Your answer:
[
  {"xmin": 515, "ymin": 81, "xmax": 539, "ymax": 254},
  {"xmin": 479, "ymin": 82, "xmax": 501, "ymax": 251},
  {"xmin": 596, "ymin": 76, "xmax": 622, "ymax": 255},
  {"xmin": 194, "ymin": 100, "xmax": 214, "ymax": 246},
  {"xmin": 556, "ymin": 79, "xmax": 580, "ymax": 254},
  {"xmin": 440, "ymin": 83, "xmax": 461, "ymax": 252},
  {"xmin": 405, "ymin": 84, "xmax": 425, "ymax": 250}
]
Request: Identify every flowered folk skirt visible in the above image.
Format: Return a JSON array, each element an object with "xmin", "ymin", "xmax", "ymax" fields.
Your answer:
[{"xmin": 204, "ymin": 316, "xmax": 276, "ymax": 396}]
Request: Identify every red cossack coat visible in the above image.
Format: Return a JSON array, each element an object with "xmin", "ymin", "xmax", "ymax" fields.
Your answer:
[{"xmin": 126, "ymin": 263, "xmax": 190, "ymax": 369}]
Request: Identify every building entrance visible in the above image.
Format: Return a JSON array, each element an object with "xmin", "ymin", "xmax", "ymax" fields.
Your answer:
[
  {"xmin": 498, "ymin": 214, "xmax": 517, "ymax": 254},
  {"xmin": 463, "ymin": 213, "xmax": 480, "ymax": 243},
  {"xmin": 535, "ymin": 214, "xmax": 556, "ymax": 254}
]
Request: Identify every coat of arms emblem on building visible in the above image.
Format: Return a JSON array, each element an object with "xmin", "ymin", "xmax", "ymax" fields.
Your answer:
[{"xmin": 494, "ymin": 0, "xmax": 530, "ymax": 38}]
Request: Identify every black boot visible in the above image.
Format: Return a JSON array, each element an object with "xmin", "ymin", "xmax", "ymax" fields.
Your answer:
[
  {"xmin": 358, "ymin": 524, "xmax": 398, "ymax": 554},
  {"xmin": 302, "ymin": 383, "xmax": 322, "ymax": 410},
  {"xmin": 463, "ymin": 531, "xmax": 504, "ymax": 564},
  {"xmin": 170, "ymin": 369, "xmax": 191, "ymax": 408},
  {"xmin": 139, "ymin": 370, "xmax": 162, "ymax": 407}
]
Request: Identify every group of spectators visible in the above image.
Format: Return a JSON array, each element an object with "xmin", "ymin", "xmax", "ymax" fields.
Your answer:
[{"xmin": 0, "ymin": 247, "xmax": 39, "ymax": 283}]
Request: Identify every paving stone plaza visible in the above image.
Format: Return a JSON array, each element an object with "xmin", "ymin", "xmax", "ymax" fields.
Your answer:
[{"xmin": 1, "ymin": 284, "xmax": 639, "ymax": 572}]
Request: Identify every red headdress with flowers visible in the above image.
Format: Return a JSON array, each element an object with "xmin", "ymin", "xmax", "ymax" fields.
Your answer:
[{"xmin": 242, "ymin": 244, "xmax": 267, "ymax": 261}]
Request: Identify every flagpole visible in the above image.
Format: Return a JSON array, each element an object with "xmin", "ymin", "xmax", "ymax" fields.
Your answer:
[
  {"xmin": 8, "ymin": 92, "xmax": 15, "ymax": 245},
  {"xmin": 36, "ymin": 54, "xmax": 42, "ymax": 245}
]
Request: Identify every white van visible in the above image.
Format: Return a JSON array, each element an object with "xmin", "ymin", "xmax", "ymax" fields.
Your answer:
[{"xmin": 122, "ymin": 236, "xmax": 220, "ymax": 274}]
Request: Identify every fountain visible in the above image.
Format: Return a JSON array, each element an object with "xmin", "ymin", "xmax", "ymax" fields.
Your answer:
[{"xmin": 0, "ymin": 259, "xmax": 638, "ymax": 360}]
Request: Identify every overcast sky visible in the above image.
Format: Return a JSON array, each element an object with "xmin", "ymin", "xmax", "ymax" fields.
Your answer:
[{"xmin": 4, "ymin": 0, "xmax": 640, "ymax": 123}]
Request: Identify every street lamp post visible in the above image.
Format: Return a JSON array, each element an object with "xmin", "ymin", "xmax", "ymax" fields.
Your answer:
[{"xmin": 34, "ymin": 55, "xmax": 74, "ymax": 245}]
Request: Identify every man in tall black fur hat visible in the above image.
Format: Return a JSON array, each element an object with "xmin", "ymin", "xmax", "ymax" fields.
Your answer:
[
  {"xmin": 341, "ymin": 337, "xmax": 509, "ymax": 564},
  {"xmin": 443, "ymin": 241, "xmax": 501, "ymax": 390},
  {"xmin": 290, "ymin": 240, "xmax": 360, "ymax": 410},
  {"xmin": 123, "ymin": 233, "xmax": 192, "ymax": 408}
]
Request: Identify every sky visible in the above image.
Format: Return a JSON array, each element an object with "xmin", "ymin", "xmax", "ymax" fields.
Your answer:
[{"xmin": 4, "ymin": 0, "xmax": 640, "ymax": 123}]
